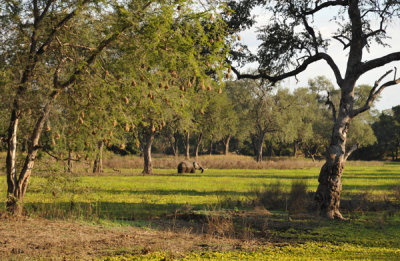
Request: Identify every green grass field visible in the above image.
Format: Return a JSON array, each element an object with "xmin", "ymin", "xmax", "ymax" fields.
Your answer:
[{"xmin": 0, "ymin": 160, "xmax": 399, "ymax": 260}]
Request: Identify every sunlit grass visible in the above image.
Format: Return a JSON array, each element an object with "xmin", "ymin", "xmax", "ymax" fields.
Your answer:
[
  {"xmin": 0, "ymin": 158, "xmax": 399, "ymax": 260},
  {"xmin": 0, "ymin": 161, "xmax": 398, "ymax": 220}
]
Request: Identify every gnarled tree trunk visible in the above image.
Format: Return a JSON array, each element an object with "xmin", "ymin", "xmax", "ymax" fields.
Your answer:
[
  {"xmin": 143, "ymin": 132, "xmax": 154, "ymax": 175},
  {"xmin": 315, "ymin": 84, "xmax": 354, "ymax": 220}
]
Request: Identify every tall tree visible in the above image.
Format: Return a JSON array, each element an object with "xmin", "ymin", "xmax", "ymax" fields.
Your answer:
[
  {"xmin": 0, "ymin": 0, "xmax": 161, "ymax": 214},
  {"xmin": 228, "ymin": 1, "xmax": 400, "ymax": 219}
]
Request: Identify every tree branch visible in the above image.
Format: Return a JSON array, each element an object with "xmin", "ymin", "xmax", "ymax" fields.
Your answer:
[
  {"xmin": 57, "ymin": 1, "xmax": 154, "ymax": 88},
  {"xmin": 36, "ymin": 0, "xmax": 90, "ymax": 56},
  {"xmin": 351, "ymin": 69, "xmax": 400, "ymax": 117},
  {"xmin": 59, "ymin": 23, "xmax": 131, "ymax": 88},
  {"xmin": 301, "ymin": 14, "xmax": 319, "ymax": 52},
  {"xmin": 359, "ymin": 52, "xmax": 400, "ymax": 75},
  {"xmin": 333, "ymin": 35, "xmax": 351, "ymax": 50},
  {"xmin": 325, "ymin": 91, "xmax": 337, "ymax": 122},
  {"xmin": 38, "ymin": 0, "xmax": 56, "ymax": 23},
  {"xmin": 42, "ymin": 149, "xmax": 80, "ymax": 162},
  {"xmin": 231, "ymin": 52, "xmax": 343, "ymax": 86},
  {"xmin": 344, "ymin": 143, "xmax": 359, "ymax": 161},
  {"xmin": 304, "ymin": 1, "xmax": 348, "ymax": 15}
]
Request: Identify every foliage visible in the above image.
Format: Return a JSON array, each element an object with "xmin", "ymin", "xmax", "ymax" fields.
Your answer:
[{"xmin": 371, "ymin": 105, "xmax": 400, "ymax": 160}]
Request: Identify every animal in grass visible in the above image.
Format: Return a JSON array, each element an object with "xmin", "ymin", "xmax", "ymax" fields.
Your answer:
[{"xmin": 177, "ymin": 160, "xmax": 204, "ymax": 173}]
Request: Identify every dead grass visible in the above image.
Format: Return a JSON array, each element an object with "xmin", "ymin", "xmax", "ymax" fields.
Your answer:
[
  {"xmin": 0, "ymin": 213, "xmax": 265, "ymax": 260},
  {"xmin": 0, "ymin": 152, "xmax": 384, "ymax": 176},
  {"xmin": 102, "ymin": 154, "xmax": 385, "ymax": 171},
  {"xmin": 103, "ymin": 154, "xmax": 326, "ymax": 170}
]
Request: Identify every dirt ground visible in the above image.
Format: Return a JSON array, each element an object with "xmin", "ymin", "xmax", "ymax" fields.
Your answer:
[{"xmin": 0, "ymin": 213, "xmax": 266, "ymax": 260}]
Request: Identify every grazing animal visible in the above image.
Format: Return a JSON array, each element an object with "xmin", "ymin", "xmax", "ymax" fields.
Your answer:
[{"xmin": 177, "ymin": 160, "xmax": 204, "ymax": 173}]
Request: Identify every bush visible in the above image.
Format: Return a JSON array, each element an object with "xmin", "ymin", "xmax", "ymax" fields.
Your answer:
[
  {"xmin": 288, "ymin": 181, "xmax": 310, "ymax": 215},
  {"xmin": 254, "ymin": 182, "xmax": 286, "ymax": 210}
]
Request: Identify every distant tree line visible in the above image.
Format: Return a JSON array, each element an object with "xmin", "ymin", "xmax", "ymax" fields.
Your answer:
[{"xmin": 86, "ymin": 75, "xmax": 383, "ymax": 163}]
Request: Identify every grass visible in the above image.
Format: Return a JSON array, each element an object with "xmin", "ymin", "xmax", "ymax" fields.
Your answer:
[
  {"xmin": 0, "ymin": 155, "xmax": 399, "ymax": 260},
  {"xmin": 104, "ymin": 242, "xmax": 400, "ymax": 260},
  {"xmin": 10, "ymin": 164, "xmax": 398, "ymax": 218}
]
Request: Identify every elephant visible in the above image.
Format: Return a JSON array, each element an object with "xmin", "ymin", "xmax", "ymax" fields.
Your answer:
[{"xmin": 177, "ymin": 160, "xmax": 204, "ymax": 173}]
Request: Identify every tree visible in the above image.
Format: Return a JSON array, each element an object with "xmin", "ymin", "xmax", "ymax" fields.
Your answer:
[
  {"xmin": 0, "ymin": 0, "xmax": 167, "ymax": 214},
  {"xmin": 226, "ymin": 79, "xmax": 296, "ymax": 161},
  {"xmin": 228, "ymin": 1, "xmax": 400, "ymax": 219},
  {"xmin": 373, "ymin": 106, "xmax": 400, "ymax": 160}
]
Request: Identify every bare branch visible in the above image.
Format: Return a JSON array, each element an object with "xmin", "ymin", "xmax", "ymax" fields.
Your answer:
[
  {"xmin": 363, "ymin": 11, "xmax": 386, "ymax": 43},
  {"xmin": 42, "ymin": 149, "xmax": 80, "ymax": 162},
  {"xmin": 333, "ymin": 35, "xmax": 350, "ymax": 50},
  {"xmin": 230, "ymin": 52, "xmax": 343, "ymax": 86},
  {"xmin": 301, "ymin": 14, "xmax": 319, "ymax": 51},
  {"xmin": 304, "ymin": 1, "xmax": 348, "ymax": 15},
  {"xmin": 325, "ymin": 91, "xmax": 337, "ymax": 122},
  {"xmin": 344, "ymin": 143, "xmax": 359, "ymax": 161},
  {"xmin": 359, "ymin": 52, "xmax": 400, "ymax": 75},
  {"xmin": 351, "ymin": 69, "xmax": 400, "ymax": 117}
]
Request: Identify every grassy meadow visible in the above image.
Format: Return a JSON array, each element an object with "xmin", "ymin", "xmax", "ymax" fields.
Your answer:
[{"xmin": 0, "ymin": 154, "xmax": 399, "ymax": 259}]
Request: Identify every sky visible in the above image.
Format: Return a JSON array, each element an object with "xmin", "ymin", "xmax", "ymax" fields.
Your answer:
[{"xmin": 238, "ymin": 6, "xmax": 400, "ymax": 112}]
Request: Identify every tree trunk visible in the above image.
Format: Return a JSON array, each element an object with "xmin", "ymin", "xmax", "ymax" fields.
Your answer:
[
  {"xmin": 209, "ymin": 140, "xmax": 213, "ymax": 155},
  {"xmin": 185, "ymin": 131, "xmax": 190, "ymax": 160},
  {"xmin": 93, "ymin": 141, "xmax": 104, "ymax": 174},
  {"xmin": 6, "ymin": 99, "xmax": 55, "ymax": 214},
  {"xmin": 67, "ymin": 149, "xmax": 73, "ymax": 172},
  {"xmin": 223, "ymin": 135, "xmax": 231, "ymax": 155},
  {"xmin": 143, "ymin": 133, "xmax": 154, "ymax": 175},
  {"xmin": 195, "ymin": 133, "xmax": 203, "ymax": 160},
  {"xmin": 293, "ymin": 140, "xmax": 298, "ymax": 157},
  {"xmin": 6, "ymin": 111, "xmax": 19, "ymax": 214},
  {"xmin": 256, "ymin": 134, "xmax": 265, "ymax": 162},
  {"xmin": 315, "ymin": 85, "xmax": 354, "ymax": 220},
  {"xmin": 168, "ymin": 133, "xmax": 179, "ymax": 157}
]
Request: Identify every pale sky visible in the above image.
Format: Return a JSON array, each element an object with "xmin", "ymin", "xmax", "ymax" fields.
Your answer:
[{"xmin": 238, "ymin": 7, "xmax": 400, "ymax": 112}]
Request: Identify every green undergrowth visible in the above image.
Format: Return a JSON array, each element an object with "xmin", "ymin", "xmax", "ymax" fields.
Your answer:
[
  {"xmin": 0, "ymin": 162, "xmax": 399, "ymax": 221},
  {"xmin": 0, "ymin": 162, "xmax": 399, "ymax": 259},
  {"xmin": 102, "ymin": 241, "xmax": 400, "ymax": 260}
]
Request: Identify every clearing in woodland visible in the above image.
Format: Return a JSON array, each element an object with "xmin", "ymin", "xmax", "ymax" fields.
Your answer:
[{"xmin": 0, "ymin": 155, "xmax": 399, "ymax": 260}]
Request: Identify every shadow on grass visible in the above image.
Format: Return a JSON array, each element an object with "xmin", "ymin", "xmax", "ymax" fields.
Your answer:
[{"xmin": 62, "ymin": 189, "xmax": 256, "ymax": 197}]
